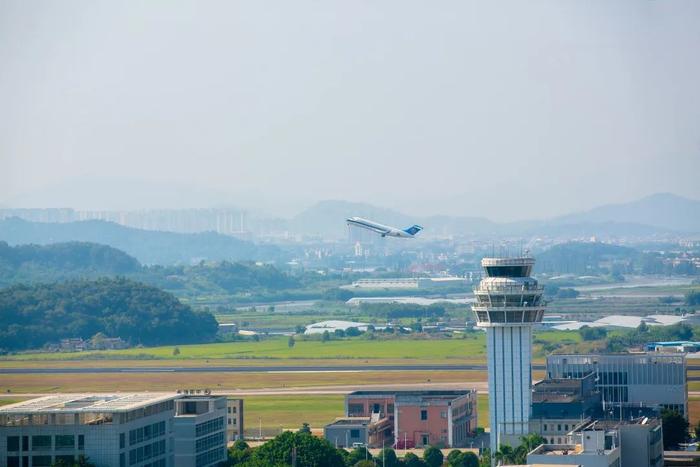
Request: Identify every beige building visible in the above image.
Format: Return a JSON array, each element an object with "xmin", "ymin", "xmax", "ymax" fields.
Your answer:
[{"xmin": 226, "ymin": 398, "xmax": 244, "ymax": 441}]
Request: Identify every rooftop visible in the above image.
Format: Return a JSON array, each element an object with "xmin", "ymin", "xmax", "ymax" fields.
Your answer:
[
  {"xmin": 326, "ymin": 417, "xmax": 371, "ymax": 427},
  {"xmin": 481, "ymin": 257, "xmax": 535, "ymax": 267},
  {"xmin": 0, "ymin": 393, "xmax": 177, "ymax": 414}
]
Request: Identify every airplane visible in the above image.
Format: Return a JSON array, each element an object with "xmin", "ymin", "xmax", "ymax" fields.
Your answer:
[{"xmin": 346, "ymin": 217, "xmax": 423, "ymax": 238}]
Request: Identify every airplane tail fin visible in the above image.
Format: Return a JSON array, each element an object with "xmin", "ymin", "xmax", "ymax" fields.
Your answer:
[{"xmin": 403, "ymin": 225, "xmax": 423, "ymax": 236}]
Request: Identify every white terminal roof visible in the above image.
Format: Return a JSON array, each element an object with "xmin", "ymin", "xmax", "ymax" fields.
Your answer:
[
  {"xmin": 304, "ymin": 320, "xmax": 369, "ymax": 334},
  {"xmin": 0, "ymin": 393, "xmax": 178, "ymax": 414}
]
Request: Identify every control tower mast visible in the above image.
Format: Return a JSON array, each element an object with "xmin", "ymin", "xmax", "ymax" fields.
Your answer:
[{"xmin": 471, "ymin": 256, "xmax": 545, "ymax": 452}]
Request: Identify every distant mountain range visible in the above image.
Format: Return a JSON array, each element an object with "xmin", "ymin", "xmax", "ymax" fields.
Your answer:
[
  {"xmin": 0, "ymin": 193, "xmax": 697, "ymax": 250},
  {"xmin": 289, "ymin": 193, "xmax": 699, "ymax": 238},
  {"xmin": 0, "ymin": 218, "xmax": 281, "ymax": 265},
  {"xmin": 550, "ymin": 193, "xmax": 700, "ymax": 233}
]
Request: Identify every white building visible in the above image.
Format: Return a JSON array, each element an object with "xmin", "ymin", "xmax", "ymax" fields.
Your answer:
[
  {"xmin": 173, "ymin": 394, "xmax": 228, "ymax": 467},
  {"xmin": 304, "ymin": 320, "xmax": 370, "ymax": 335},
  {"xmin": 0, "ymin": 393, "xmax": 178, "ymax": 467},
  {"xmin": 471, "ymin": 257, "xmax": 546, "ymax": 451}
]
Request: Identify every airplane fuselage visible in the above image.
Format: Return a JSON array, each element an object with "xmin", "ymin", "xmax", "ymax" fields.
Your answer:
[{"xmin": 346, "ymin": 217, "xmax": 421, "ymax": 238}]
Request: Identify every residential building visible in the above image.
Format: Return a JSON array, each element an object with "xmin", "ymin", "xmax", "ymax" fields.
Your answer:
[
  {"xmin": 471, "ymin": 256, "xmax": 546, "ymax": 450},
  {"xmin": 225, "ymin": 398, "xmax": 244, "ymax": 441},
  {"xmin": 0, "ymin": 393, "xmax": 177, "ymax": 467},
  {"xmin": 173, "ymin": 395, "xmax": 227, "ymax": 467},
  {"xmin": 546, "ymin": 353, "xmax": 687, "ymax": 417},
  {"xmin": 344, "ymin": 389, "xmax": 477, "ymax": 448}
]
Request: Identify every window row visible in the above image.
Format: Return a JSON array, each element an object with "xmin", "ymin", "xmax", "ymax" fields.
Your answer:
[
  {"xmin": 196, "ymin": 432, "xmax": 225, "ymax": 453},
  {"xmin": 196, "ymin": 447, "xmax": 225, "ymax": 467},
  {"xmin": 129, "ymin": 439, "xmax": 166, "ymax": 466},
  {"xmin": 6, "ymin": 435, "xmax": 84, "ymax": 452},
  {"xmin": 129, "ymin": 420, "xmax": 166, "ymax": 446},
  {"xmin": 195, "ymin": 416, "xmax": 225, "ymax": 437}
]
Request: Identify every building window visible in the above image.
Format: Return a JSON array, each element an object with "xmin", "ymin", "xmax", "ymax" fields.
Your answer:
[
  {"xmin": 7, "ymin": 436, "xmax": 20, "ymax": 451},
  {"xmin": 7, "ymin": 457, "xmax": 19, "ymax": 467},
  {"xmin": 441, "ymin": 411, "xmax": 447, "ymax": 419},
  {"xmin": 543, "ymin": 424, "xmax": 547, "ymax": 432},
  {"xmin": 557, "ymin": 424, "xmax": 561, "ymax": 431},
  {"xmin": 421, "ymin": 410, "xmax": 428, "ymax": 421},
  {"xmin": 22, "ymin": 436, "xmax": 28, "ymax": 451},
  {"xmin": 55, "ymin": 456, "xmax": 74, "ymax": 465},
  {"xmin": 120, "ymin": 433, "xmax": 125, "ymax": 449},
  {"xmin": 350, "ymin": 429, "xmax": 360, "ymax": 439},
  {"xmin": 564, "ymin": 424, "xmax": 569, "ymax": 431},
  {"xmin": 32, "ymin": 436, "xmax": 51, "ymax": 451},
  {"xmin": 31, "ymin": 457, "xmax": 52, "ymax": 467},
  {"xmin": 55, "ymin": 435, "xmax": 75, "ymax": 451},
  {"xmin": 78, "ymin": 435, "xmax": 84, "ymax": 450}
]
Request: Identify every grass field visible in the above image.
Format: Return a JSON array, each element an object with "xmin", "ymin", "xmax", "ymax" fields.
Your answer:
[
  {"xmin": 3, "ymin": 336, "xmax": 487, "ymax": 361},
  {"xmin": 244, "ymin": 395, "xmax": 344, "ymax": 436},
  {"xmin": 0, "ymin": 331, "xmax": 581, "ymax": 364}
]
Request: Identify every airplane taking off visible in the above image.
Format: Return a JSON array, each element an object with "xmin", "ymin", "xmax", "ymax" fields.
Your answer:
[{"xmin": 346, "ymin": 217, "xmax": 423, "ymax": 238}]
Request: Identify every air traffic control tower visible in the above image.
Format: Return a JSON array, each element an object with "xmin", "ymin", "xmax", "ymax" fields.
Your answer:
[{"xmin": 472, "ymin": 256, "xmax": 545, "ymax": 451}]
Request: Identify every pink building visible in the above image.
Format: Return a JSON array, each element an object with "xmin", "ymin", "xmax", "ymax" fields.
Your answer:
[{"xmin": 345, "ymin": 390, "xmax": 477, "ymax": 448}]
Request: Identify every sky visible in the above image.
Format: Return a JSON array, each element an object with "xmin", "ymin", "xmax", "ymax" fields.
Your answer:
[{"xmin": 1, "ymin": 1, "xmax": 699, "ymax": 221}]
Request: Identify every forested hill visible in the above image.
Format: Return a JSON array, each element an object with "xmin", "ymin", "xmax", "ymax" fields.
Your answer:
[
  {"xmin": 0, "ymin": 278, "xmax": 218, "ymax": 351},
  {"xmin": 0, "ymin": 241, "xmax": 141, "ymax": 287},
  {"xmin": 0, "ymin": 217, "xmax": 282, "ymax": 264}
]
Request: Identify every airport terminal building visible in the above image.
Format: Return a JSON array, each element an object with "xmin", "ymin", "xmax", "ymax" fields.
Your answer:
[{"xmin": 546, "ymin": 353, "xmax": 688, "ymax": 417}]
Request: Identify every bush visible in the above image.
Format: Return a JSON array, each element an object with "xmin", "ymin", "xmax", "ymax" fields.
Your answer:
[
  {"xmin": 423, "ymin": 446, "xmax": 444, "ymax": 467},
  {"xmin": 579, "ymin": 326, "xmax": 607, "ymax": 341}
]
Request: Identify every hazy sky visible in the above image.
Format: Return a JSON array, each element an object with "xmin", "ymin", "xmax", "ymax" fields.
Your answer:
[{"xmin": 1, "ymin": 1, "xmax": 699, "ymax": 221}]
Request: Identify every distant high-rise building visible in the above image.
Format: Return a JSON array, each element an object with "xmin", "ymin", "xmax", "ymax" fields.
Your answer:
[{"xmin": 471, "ymin": 256, "xmax": 545, "ymax": 451}]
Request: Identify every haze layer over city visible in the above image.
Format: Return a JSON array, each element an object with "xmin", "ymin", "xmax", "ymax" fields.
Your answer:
[{"xmin": 1, "ymin": 2, "xmax": 700, "ymax": 467}]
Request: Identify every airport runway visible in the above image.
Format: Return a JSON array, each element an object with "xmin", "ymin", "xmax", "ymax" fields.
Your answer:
[
  {"xmin": 2, "ymin": 363, "xmax": 700, "ymax": 379},
  {"xmin": 0, "ymin": 364, "xmax": 505, "ymax": 374}
]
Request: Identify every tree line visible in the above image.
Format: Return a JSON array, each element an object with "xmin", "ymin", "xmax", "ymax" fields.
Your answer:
[{"xmin": 0, "ymin": 278, "xmax": 218, "ymax": 352}]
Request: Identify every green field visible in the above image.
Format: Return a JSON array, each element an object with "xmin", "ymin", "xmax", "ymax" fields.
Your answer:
[
  {"xmin": 3, "ymin": 336, "xmax": 487, "ymax": 361},
  {"xmin": 244, "ymin": 395, "xmax": 345, "ymax": 436},
  {"xmin": 2, "ymin": 331, "xmax": 582, "ymax": 363}
]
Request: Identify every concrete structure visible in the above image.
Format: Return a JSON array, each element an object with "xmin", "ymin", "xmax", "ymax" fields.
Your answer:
[
  {"xmin": 565, "ymin": 418, "xmax": 663, "ymax": 467},
  {"xmin": 530, "ymin": 374, "xmax": 601, "ymax": 445},
  {"xmin": 0, "ymin": 393, "xmax": 177, "ymax": 467},
  {"xmin": 528, "ymin": 429, "xmax": 620, "ymax": 467},
  {"xmin": 344, "ymin": 390, "xmax": 477, "ymax": 448},
  {"xmin": 471, "ymin": 256, "xmax": 545, "ymax": 450},
  {"xmin": 225, "ymin": 398, "xmax": 244, "ymax": 442},
  {"xmin": 546, "ymin": 353, "xmax": 687, "ymax": 417},
  {"xmin": 347, "ymin": 277, "xmax": 468, "ymax": 290},
  {"xmin": 173, "ymin": 394, "xmax": 227, "ymax": 467},
  {"xmin": 323, "ymin": 416, "xmax": 392, "ymax": 448}
]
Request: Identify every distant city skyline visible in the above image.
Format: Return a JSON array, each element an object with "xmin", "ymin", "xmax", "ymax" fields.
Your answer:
[{"xmin": 2, "ymin": 1, "xmax": 699, "ymax": 221}]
